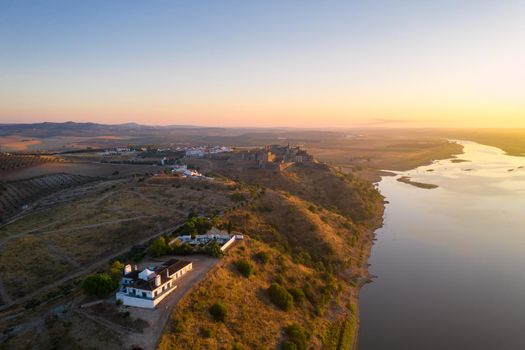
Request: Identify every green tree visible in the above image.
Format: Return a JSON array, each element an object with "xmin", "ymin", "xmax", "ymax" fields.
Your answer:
[
  {"xmin": 205, "ymin": 240, "xmax": 223, "ymax": 258},
  {"xmin": 149, "ymin": 237, "xmax": 169, "ymax": 257},
  {"xmin": 209, "ymin": 301, "xmax": 227, "ymax": 322},
  {"xmin": 267, "ymin": 283, "xmax": 293, "ymax": 311},
  {"xmin": 109, "ymin": 260, "xmax": 125, "ymax": 281},
  {"xmin": 82, "ymin": 273, "xmax": 118, "ymax": 298}
]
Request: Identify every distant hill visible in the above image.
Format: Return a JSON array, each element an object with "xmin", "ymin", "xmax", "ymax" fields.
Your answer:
[{"xmin": 0, "ymin": 122, "xmax": 347, "ymax": 152}]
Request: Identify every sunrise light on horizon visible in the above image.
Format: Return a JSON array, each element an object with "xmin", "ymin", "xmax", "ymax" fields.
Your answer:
[{"xmin": 1, "ymin": 0, "xmax": 524, "ymax": 128}]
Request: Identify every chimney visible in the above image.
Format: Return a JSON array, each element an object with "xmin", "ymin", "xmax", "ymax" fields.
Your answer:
[
  {"xmin": 155, "ymin": 274, "xmax": 161, "ymax": 287},
  {"xmin": 124, "ymin": 264, "xmax": 132, "ymax": 275}
]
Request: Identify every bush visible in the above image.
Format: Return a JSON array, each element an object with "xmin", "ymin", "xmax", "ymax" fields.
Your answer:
[
  {"xmin": 82, "ymin": 273, "xmax": 118, "ymax": 298},
  {"xmin": 209, "ymin": 301, "xmax": 227, "ymax": 322},
  {"xmin": 254, "ymin": 251, "xmax": 269, "ymax": 264},
  {"xmin": 200, "ymin": 326, "xmax": 213, "ymax": 338},
  {"xmin": 235, "ymin": 259, "xmax": 254, "ymax": 277},
  {"xmin": 282, "ymin": 340, "xmax": 298, "ymax": 350},
  {"xmin": 267, "ymin": 283, "xmax": 293, "ymax": 311},
  {"xmin": 287, "ymin": 287, "xmax": 305, "ymax": 304},
  {"xmin": 230, "ymin": 192, "xmax": 246, "ymax": 202},
  {"xmin": 285, "ymin": 324, "xmax": 309, "ymax": 350}
]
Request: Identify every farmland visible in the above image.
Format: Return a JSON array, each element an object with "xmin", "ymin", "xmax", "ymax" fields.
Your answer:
[
  {"xmin": 0, "ymin": 173, "xmax": 98, "ymax": 222},
  {"xmin": 0, "ymin": 153, "xmax": 63, "ymax": 173}
]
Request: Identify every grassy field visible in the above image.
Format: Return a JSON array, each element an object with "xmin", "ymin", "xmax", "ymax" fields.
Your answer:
[{"xmin": 0, "ymin": 176, "xmax": 236, "ymax": 305}]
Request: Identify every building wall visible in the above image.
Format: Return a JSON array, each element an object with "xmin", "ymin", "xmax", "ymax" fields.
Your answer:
[
  {"xmin": 220, "ymin": 236, "xmax": 236, "ymax": 252},
  {"xmin": 117, "ymin": 262, "xmax": 193, "ymax": 309}
]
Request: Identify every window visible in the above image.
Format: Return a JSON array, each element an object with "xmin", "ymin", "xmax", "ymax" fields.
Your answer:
[{"xmin": 142, "ymin": 292, "xmax": 147, "ymax": 298}]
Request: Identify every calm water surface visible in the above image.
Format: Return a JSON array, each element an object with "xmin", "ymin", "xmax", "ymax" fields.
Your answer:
[{"xmin": 358, "ymin": 141, "xmax": 525, "ymax": 350}]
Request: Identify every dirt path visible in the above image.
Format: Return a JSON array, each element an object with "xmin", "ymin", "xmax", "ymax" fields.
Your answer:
[{"xmin": 0, "ymin": 280, "xmax": 12, "ymax": 305}]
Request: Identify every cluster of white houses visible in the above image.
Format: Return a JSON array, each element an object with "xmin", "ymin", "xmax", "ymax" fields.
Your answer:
[{"xmin": 116, "ymin": 259, "xmax": 192, "ymax": 309}]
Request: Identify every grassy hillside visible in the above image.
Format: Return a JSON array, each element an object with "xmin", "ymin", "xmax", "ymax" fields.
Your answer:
[{"xmin": 158, "ymin": 164, "xmax": 383, "ymax": 349}]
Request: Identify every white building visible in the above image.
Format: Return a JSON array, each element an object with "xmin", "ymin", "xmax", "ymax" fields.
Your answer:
[
  {"xmin": 116, "ymin": 259, "xmax": 192, "ymax": 308},
  {"xmin": 185, "ymin": 149, "xmax": 205, "ymax": 158},
  {"xmin": 171, "ymin": 228, "xmax": 242, "ymax": 252}
]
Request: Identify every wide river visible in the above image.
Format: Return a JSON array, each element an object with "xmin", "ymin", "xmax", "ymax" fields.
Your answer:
[{"xmin": 358, "ymin": 141, "xmax": 525, "ymax": 350}]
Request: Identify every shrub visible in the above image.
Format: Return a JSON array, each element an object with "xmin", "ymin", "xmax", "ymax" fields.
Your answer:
[
  {"xmin": 230, "ymin": 192, "xmax": 246, "ymax": 202},
  {"xmin": 285, "ymin": 324, "xmax": 309, "ymax": 350},
  {"xmin": 267, "ymin": 283, "xmax": 293, "ymax": 311},
  {"xmin": 235, "ymin": 259, "xmax": 254, "ymax": 277},
  {"xmin": 82, "ymin": 273, "xmax": 118, "ymax": 298},
  {"xmin": 287, "ymin": 287, "xmax": 305, "ymax": 304},
  {"xmin": 200, "ymin": 326, "xmax": 213, "ymax": 338},
  {"xmin": 282, "ymin": 340, "xmax": 298, "ymax": 350},
  {"xmin": 205, "ymin": 240, "xmax": 223, "ymax": 258},
  {"xmin": 254, "ymin": 251, "xmax": 269, "ymax": 264},
  {"xmin": 209, "ymin": 301, "xmax": 227, "ymax": 322}
]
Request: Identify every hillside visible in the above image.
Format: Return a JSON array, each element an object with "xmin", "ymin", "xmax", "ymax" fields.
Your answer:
[{"xmin": 158, "ymin": 164, "xmax": 383, "ymax": 349}]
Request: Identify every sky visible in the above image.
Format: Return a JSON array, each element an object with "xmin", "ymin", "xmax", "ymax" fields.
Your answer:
[{"xmin": 0, "ymin": 0, "xmax": 524, "ymax": 128}]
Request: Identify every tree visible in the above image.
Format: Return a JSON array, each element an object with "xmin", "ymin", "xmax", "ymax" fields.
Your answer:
[
  {"xmin": 82, "ymin": 273, "xmax": 118, "ymax": 298},
  {"xmin": 149, "ymin": 236, "xmax": 169, "ymax": 257},
  {"xmin": 183, "ymin": 217, "xmax": 212, "ymax": 235},
  {"xmin": 267, "ymin": 283, "xmax": 293, "ymax": 311},
  {"xmin": 205, "ymin": 240, "xmax": 223, "ymax": 258},
  {"xmin": 109, "ymin": 260, "xmax": 125, "ymax": 281},
  {"xmin": 235, "ymin": 259, "xmax": 254, "ymax": 277},
  {"xmin": 209, "ymin": 301, "xmax": 227, "ymax": 322}
]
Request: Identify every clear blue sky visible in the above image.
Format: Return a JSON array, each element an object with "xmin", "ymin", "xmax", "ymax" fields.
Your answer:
[{"xmin": 1, "ymin": 0, "xmax": 524, "ymax": 127}]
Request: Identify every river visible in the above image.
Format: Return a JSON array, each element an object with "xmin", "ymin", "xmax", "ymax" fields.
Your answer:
[{"xmin": 358, "ymin": 140, "xmax": 525, "ymax": 350}]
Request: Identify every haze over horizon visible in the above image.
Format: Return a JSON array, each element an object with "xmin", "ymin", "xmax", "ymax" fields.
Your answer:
[{"xmin": 1, "ymin": 0, "xmax": 524, "ymax": 128}]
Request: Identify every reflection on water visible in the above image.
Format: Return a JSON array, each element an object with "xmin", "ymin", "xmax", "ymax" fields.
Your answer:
[{"xmin": 358, "ymin": 141, "xmax": 525, "ymax": 350}]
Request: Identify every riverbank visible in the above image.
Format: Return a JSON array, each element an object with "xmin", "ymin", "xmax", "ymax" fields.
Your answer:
[{"xmin": 352, "ymin": 141, "xmax": 467, "ymax": 349}]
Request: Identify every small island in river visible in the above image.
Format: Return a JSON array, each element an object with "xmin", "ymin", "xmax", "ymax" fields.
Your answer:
[{"xmin": 397, "ymin": 176, "xmax": 439, "ymax": 189}]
